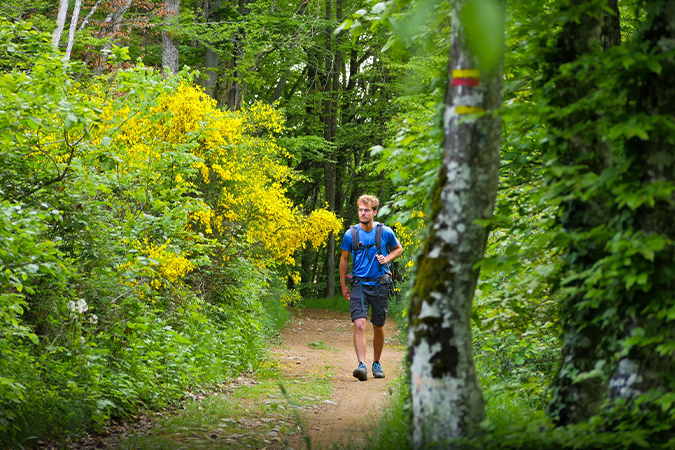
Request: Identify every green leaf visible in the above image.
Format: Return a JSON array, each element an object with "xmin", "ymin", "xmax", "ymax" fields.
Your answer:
[
  {"xmin": 400, "ymin": 135, "xmax": 416, "ymax": 146},
  {"xmin": 334, "ymin": 20, "xmax": 351, "ymax": 36},
  {"xmin": 459, "ymin": 0, "xmax": 505, "ymax": 73},
  {"xmin": 625, "ymin": 274, "xmax": 637, "ymax": 289},
  {"xmin": 647, "ymin": 59, "xmax": 662, "ymax": 75}
]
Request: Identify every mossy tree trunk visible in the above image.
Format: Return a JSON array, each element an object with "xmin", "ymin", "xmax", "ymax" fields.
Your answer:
[
  {"xmin": 543, "ymin": 0, "xmax": 621, "ymax": 425},
  {"xmin": 607, "ymin": 0, "xmax": 675, "ymax": 407},
  {"xmin": 408, "ymin": 0, "xmax": 503, "ymax": 447},
  {"xmin": 543, "ymin": 0, "xmax": 675, "ymax": 432}
]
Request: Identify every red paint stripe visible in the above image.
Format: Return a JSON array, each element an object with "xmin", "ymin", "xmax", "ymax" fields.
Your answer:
[{"xmin": 452, "ymin": 78, "xmax": 480, "ymax": 86}]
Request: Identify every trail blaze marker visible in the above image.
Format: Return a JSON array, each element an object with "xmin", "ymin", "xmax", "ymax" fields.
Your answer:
[
  {"xmin": 452, "ymin": 69, "xmax": 480, "ymax": 86},
  {"xmin": 455, "ymin": 105, "xmax": 484, "ymax": 114},
  {"xmin": 451, "ymin": 69, "xmax": 483, "ymax": 114}
]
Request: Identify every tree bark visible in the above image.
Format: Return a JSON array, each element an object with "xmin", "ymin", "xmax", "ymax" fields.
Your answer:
[
  {"xmin": 544, "ymin": 0, "xmax": 621, "ymax": 426},
  {"xmin": 63, "ymin": 0, "xmax": 82, "ymax": 61},
  {"xmin": 162, "ymin": 0, "xmax": 180, "ymax": 75},
  {"xmin": 203, "ymin": 0, "xmax": 222, "ymax": 99},
  {"xmin": 607, "ymin": 0, "xmax": 675, "ymax": 405},
  {"xmin": 78, "ymin": 0, "xmax": 104, "ymax": 32},
  {"xmin": 408, "ymin": 0, "xmax": 503, "ymax": 447},
  {"xmin": 226, "ymin": 0, "xmax": 251, "ymax": 110},
  {"xmin": 268, "ymin": 69, "xmax": 290, "ymax": 104},
  {"xmin": 322, "ymin": 0, "xmax": 337, "ymax": 298},
  {"xmin": 52, "ymin": 0, "xmax": 70, "ymax": 49}
]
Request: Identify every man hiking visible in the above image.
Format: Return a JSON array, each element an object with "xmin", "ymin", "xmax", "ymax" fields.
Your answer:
[{"xmin": 339, "ymin": 195, "xmax": 403, "ymax": 381}]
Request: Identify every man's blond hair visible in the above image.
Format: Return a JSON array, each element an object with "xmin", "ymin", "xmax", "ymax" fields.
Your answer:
[{"xmin": 357, "ymin": 195, "xmax": 379, "ymax": 211}]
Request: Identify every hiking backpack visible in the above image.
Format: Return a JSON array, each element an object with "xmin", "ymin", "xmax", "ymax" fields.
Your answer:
[
  {"xmin": 348, "ymin": 222, "xmax": 398, "ymax": 303},
  {"xmin": 350, "ymin": 222, "xmax": 384, "ymax": 258}
]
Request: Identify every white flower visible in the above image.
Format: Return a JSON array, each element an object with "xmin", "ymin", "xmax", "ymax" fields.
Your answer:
[
  {"xmin": 80, "ymin": 336, "xmax": 85, "ymax": 344},
  {"xmin": 89, "ymin": 314, "xmax": 99, "ymax": 325},
  {"xmin": 76, "ymin": 299, "xmax": 89, "ymax": 314},
  {"xmin": 67, "ymin": 301, "xmax": 77, "ymax": 312}
]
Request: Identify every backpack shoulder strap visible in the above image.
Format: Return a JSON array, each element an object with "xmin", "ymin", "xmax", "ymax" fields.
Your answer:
[
  {"xmin": 375, "ymin": 223, "xmax": 384, "ymax": 254},
  {"xmin": 350, "ymin": 225, "xmax": 359, "ymax": 253}
]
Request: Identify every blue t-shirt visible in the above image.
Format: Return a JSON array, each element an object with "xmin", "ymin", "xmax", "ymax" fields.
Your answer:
[{"xmin": 341, "ymin": 223, "xmax": 400, "ymax": 285}]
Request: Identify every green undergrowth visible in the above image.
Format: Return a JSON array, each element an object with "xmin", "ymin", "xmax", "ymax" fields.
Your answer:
[
  {"xmin": 1, "ymin": 284, "xmax": 294, "ymax": 449},
  {"xmin": 299, "ymin": 294, "xmax": 351, "ymax": 313},
  {"xmin": 359, "ymin": 369, "xmax": 413, "ymax": 450}
]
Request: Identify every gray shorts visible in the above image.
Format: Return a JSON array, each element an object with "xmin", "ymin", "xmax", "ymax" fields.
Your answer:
[{"xmin": 349, "ymin": 282, "xmax": 390, "ymax": 327}]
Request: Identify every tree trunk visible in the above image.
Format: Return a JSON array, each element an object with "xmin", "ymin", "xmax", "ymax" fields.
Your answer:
[
  {"xmin": 408, "ymin": 0, "xmax": 504, "ymax": 447},
  {"xmin": 607, "ymin": 0, "xmax": 675, "ymax": 406},
  {"xmin": 268, "ymin": 69, "xmax": 290, "ymax": 104},
  {"xmin": 226, "ymin": 0, "xmax": 250, "ymax": 110},
  {"xmin": 300, "ymin": 244, "xmax": 314, "ymax": 298},
  {"xmin": 52, "ymin": 0, "xmax": 70, "ymax": 49},
  {"xmin": 204, "ymin": 0, "xmax": 222, "ymax": 99},
  {"xmin": 322, "ymin": 0, "xmax": 337, "ymax": 298},
  {"xmin": 78, "ymin": 0, "xmax": 104, "ymax": 32},
  {"xmin": 544, "ymin": 0, "xmax": 621, "ymax": 426},
  {"xmin": 162, "ymin": 0, "xmax": 180, "ymax": 75},
  {"xmin": 63, "ymin": 0, "xmax": 82, "ymax": 61}
]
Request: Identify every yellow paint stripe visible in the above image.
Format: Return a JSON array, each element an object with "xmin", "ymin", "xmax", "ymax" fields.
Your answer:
[
  {"xmin": 455, "ymin": 106, "xmax": 484, "ymax": 114},
  {"xmin": 452, "ymin": 69, "xmax": 480, "ymax": 78}
]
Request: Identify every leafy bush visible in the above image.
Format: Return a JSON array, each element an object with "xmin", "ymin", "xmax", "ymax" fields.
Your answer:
[{"xmin": 0, "ymin": 18, "xmax": 339, "ymax": 447}]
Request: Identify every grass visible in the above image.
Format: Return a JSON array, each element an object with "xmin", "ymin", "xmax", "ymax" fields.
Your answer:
[
  {"xmin": 299, "ymin": 294, "xmax": 350, "ymax": 313},
  {"xmin": 116, "ymin": 367, "xmax": 333, "ymax": 450},
  {"xmin": 307, "ymin": 340, "xmax": 336, "ymax": 350},
  {"xmin": 111, "ymin": 293, "xmax": 327, "ymax": 450},
  {"xmin": 483, "ymin": 389, "xmax": 539, "ymax": 431}
]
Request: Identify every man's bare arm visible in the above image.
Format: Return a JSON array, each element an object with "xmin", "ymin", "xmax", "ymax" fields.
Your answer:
[
  {"xmin": 376, "ymin": 244, "xmax": 403, "ymax": 265},
  {"xmin": 339, "ymin": 250, "xmax": 351, "ymax": 300}
]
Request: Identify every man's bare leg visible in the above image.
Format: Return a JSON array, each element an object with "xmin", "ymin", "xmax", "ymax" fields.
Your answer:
[
  {"xmin": 353, "ymin": 318, "xmax": 367, "ymax": 362},
  {"xmin": 352, "ymin": 318, "xmax": 369, "ymax": 380},
  {"xmin": 373, "ymin": 324, "xmax": 385, "ymax": 362}
]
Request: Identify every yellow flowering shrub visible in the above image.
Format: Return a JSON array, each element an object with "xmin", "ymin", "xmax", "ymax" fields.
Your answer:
[
  {"xmin": 394, "ymin": 211, "xmax": 426, "ymax": 278},
  {"xmin": 117, "ymin": 239, "xmax": 195, "ymax": 297},
  {"xmin": 91, "ymin": 79, "xmax": 341, "ymax": 289},
  {"xmin": 279, "ymin": 289, "xmax": 302, "ymax": 307}
]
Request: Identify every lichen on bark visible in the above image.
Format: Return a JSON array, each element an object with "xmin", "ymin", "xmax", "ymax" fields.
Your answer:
[{"xmin": 408, "ymin": 0, "xmax": 504, "ymax": 448}]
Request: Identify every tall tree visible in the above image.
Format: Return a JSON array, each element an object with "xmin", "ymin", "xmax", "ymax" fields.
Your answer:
[
  {"xmin": 64, "ymin": 0, "xmax": 83, "ymax": 61},
  {"xmin": 162, "ymin": 0, "xmax": 180, "ymax": 75},
  {"xmin": 541, "ymin": 0, "xmax": 675, "ymax": 431},
  {"xmin": 95, "ymin": 0, "xmax": 133, "ymax": 72},
  {"xmin": 52, "ymin": 0, "xmax": 70, "ymax": 48},
  {"xmin": 202, "ymin": 0, "xmax": 222, "ymax": 98},
  {"xmin": 539, "ymin": 0, "xmax": 621, "ymax": 425},
  {"xmin": 322, "ymin": 0, "xmax": 338, "ymax": 298},
  {"xmin": 608, "ymin": 0, "xmax": 675, "ymax": 407},
  {"xmin": 408, "ymin": 0, "xmax": 504, "ymax": 447}
]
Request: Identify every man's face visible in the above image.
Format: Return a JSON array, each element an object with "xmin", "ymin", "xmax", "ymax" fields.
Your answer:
[{"xmin": 358, "ymin": 204, "xmax": 376, "ymax": 224}]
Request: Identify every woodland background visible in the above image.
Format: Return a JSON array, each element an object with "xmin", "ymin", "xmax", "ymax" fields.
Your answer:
[{"xmin": 1, "ymin": 0, "xmax": 675, "ymax": 448}]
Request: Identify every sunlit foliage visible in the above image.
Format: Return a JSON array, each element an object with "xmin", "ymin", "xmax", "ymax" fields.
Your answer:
[{"xmin": 0, "ymin": 18, "xmax": 339, "ymax": 444}]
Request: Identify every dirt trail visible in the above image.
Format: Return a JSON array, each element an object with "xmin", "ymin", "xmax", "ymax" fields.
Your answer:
[{"xmin": 275, "ymin": 309, "xmax": 405, "ymax": 450}]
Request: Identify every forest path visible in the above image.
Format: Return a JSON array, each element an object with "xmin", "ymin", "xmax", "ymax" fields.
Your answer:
[
  {"xmin": 62, "ymin": 309, "xmax": 405, "ymax": 450},
  {"xmin": 275, "ymin": 308, "xmax": 406, "ymax": 450}
]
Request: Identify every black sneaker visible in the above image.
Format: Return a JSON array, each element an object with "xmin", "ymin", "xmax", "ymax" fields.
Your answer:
[
  {"xmin": 372, "ymin": 361, "xmax": 385, "ymax": 378},
  {"xmin": 353, "ymin": 362, "xmax": 367, "ymax": 381}
]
